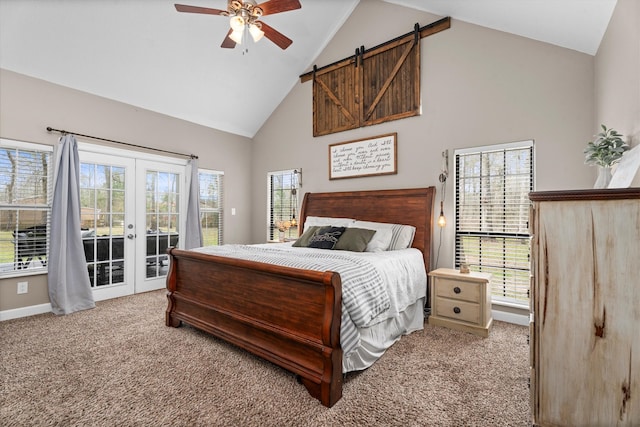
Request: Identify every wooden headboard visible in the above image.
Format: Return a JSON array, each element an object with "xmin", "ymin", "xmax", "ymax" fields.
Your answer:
[{"xmin": 299, "ymin": 187, "xmax": 436, "ymax": 271}]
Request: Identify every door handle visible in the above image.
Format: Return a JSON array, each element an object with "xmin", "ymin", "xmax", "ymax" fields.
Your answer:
[{"xmin": 127, "ymin": 234, "xmax": 136, "ymax": 240}]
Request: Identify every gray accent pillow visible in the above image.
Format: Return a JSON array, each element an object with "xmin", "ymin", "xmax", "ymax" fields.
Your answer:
[
  {"xmin": 334, "ymin": 228, "xmax": 377, "ymax": 252},
  {"xmin": 307, "ymin": 226, "xmax": 346, "ymax": 250},
  {"xmin": 292, "ymin": 226, "xmax": 320, "ymax": 247}
]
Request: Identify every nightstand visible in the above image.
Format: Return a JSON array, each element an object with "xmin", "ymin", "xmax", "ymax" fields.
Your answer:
[{"xmin": 428, "ymin": 268, "xmax": 493, "ymax": 337}]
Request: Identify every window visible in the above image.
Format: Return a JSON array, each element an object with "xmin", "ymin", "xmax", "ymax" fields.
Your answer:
[
  {"xmin": 267, "ymin": 169, "xmax": 300, "ymax": 241},
  {"xmin": 0, "ymin": 139, "xmax": 53, "ymax": 275},
  {"xmin": 199, "ymin": 170, "xmax": 224, "ymax": 246},
  {"xmin": 454, "ymin": 141, "xmax": 534, "ymax": 306}
]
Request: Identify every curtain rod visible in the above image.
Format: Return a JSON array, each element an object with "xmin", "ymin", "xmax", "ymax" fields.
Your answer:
[{"xmin": 46, "ymin": 127, "xmax": 198, "ymax": 159}]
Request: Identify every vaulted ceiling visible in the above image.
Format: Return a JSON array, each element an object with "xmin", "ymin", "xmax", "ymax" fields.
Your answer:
[{"xmin": 0, "ymin": 0, "xmax": 617, "ymax": 138}]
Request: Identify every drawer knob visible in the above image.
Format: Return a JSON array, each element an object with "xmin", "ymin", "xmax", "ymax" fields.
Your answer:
[
  {"xmin": 453, "ymin": 306, "xmax": 461, "ymax": 314},
  {"xmin": 453, "ymin": 286, "xmax": 461, "ymax": 294}
]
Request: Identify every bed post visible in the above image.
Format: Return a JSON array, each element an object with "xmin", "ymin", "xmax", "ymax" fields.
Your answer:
[{"xmin": 298, "ymin": 271, "xmax": 343, "ymax": 407}]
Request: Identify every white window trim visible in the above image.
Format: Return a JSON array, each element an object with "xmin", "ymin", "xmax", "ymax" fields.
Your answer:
[
  {"xmin": 77, "ymin": 141, "xmax": 188, "ymax": 166},
  {"xmin": 453, "ymin": 140, "xmax": 534, "ymax": 157},
  {"xmin": 0, "ymin": 139, "xmax": 54, "ymax": 153}
]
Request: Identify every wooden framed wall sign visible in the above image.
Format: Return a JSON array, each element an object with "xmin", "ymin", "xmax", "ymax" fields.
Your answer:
[{"xmin": 329, "ymin": 133, "xmax": 397, "ymax": 180}]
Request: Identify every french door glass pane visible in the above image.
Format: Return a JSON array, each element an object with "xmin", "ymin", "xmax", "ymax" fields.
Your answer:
[
  {"xmin": 145, "ymin": 170, "xmax": 179, "ymax": 279},
  {"xmin": 80, "ymin": 162, "xmax": 126, "ymax": 287}
]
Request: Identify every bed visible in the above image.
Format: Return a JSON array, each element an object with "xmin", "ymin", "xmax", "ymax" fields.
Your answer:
[{"xmin": 165, "ymin": 187, "xmax": 435, "ymax": 407}]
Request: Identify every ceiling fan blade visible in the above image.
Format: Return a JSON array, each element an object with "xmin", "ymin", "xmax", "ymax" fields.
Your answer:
[
  {"xmin": 221, "ymin": 28, "xmax": 237, "ymax": 49},
  {"xmin": 256, "ymin": 0, "xmax": 301, "ymax": 16},
  {"xmin": 260, "ymin": 21, "xmax": 293, "ymax": 50},
  {"xmin": 174, "ymin": 4, "xmax": 227, "ymax": 15}
]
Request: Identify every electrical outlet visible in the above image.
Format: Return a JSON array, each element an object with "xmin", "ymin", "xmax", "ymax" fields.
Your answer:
[{"xmin": 17, "ymin": 281, "xmax": 28, "ymax": 294}]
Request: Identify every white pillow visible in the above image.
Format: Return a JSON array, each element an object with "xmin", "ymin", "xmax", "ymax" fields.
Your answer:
[
  {"xmin": 390, "ymin": 224, "xmax": 416, "ymax": 250},
  {"xmin": 303, "ymin": 216, "xmax": 355, "ymax": 232},
  {"xmin": 351, "ymin": 220, "xmax": 416, "ymax": 250},
  {"xmin": 363, "ymin": 228, "xmax": 393, "ymax": 252}
]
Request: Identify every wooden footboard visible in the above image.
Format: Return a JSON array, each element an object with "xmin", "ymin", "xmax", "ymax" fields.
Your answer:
[{"xmin": 165, "ymin": 247, "xmax": 343, "ymax": 407}]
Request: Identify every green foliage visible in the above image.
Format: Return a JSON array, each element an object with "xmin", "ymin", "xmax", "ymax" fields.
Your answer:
[{"xmin": 584, "ymin": 124, "xmax": 629, "ymax": 167}]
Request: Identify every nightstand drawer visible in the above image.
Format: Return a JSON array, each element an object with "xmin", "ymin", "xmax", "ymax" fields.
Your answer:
[
  {"xmin": 434, "ymin": 277, "xmax": 480, "ymax": 303},
  {"xmin": 434, "ymin": 297, "xmax": 480, "ymax": 324}
]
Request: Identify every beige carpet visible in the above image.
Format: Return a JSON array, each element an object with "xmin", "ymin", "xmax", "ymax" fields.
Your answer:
[{"xmin": 0, "ymin": 290, "xmax": 530, "ymax": 426}]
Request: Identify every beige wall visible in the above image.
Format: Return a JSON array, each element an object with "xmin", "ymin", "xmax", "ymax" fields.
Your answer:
[
  {"xmin": 252, "ymin": 0, "xmax": 596, "ymax": 272},
  {"xmin": 595, "ymin": 0, "xmax": 640, "ymax": 186},
  {"xmin": 0, "ymin": 69, "xmax": 253, "ymax": 312},
  {"xmin": 3, "ymin": 0, "xmax": 638, "ymax": 318}
]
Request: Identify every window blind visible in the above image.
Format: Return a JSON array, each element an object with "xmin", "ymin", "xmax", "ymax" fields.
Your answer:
[
  {"xmin": 199, "ymin": 170, "xmax": 224, "ymax": 246},
  {"xmin": 455, "ymin": 141, "xmax": 533, "ymax": 305},
  {"xmin": 267, "ymin": 169, "xmax": 300, "ymax": 241},
  {"xmin": 0, "ymin": 140, "xmax": 53, "ymax": 274}
]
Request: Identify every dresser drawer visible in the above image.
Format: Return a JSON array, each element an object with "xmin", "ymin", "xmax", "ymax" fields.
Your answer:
[
  {"xmin": 434, "ymin": 277, "xmax": 480, "ymax": 303},
  {"xmin": 434, "ymin": 297, "xmax": 480, "ymax": 325}
]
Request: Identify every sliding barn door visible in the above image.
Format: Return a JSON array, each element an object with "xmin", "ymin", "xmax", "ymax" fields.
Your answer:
[
  {"xmin": 313, "ymin": 61, "xmax": 360, "ymax": 136},
  {"xmin": 312, "ymin": 33, "xmax": 420, "ymax": 136},
  {"xmin": 360, "ymin": 36, "xmax": 421, "ymax": 127}
]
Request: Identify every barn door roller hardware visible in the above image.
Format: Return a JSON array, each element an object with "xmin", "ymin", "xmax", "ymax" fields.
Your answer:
[{"xmin": 300, "ymin": 16, "xmax": 450, "ymax": 83}]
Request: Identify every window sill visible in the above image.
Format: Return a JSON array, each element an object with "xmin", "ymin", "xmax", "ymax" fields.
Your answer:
[
  {"xmin": 491, "ymin": 299, "xmax": 528, "ymax": 310},
  {"xmin": 0, "ymin": 269, "xmax": 47, "ymax": 280}
]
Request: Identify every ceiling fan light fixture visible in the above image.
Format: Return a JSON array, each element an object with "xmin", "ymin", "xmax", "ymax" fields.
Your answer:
[
  {"xmin": 229, "ymin": 28, "xmax": 244, "ymax": 44},
  {"xmin": 229, "ymin": 15, "xmax": 245, "ymax": 32},
  {"xmin": 175, "ymin": 0, "xmax": 300, "ymax": 50},
  {"xmin": 249, "ymin": 23, "xmax": 264, "ymax": 42}
]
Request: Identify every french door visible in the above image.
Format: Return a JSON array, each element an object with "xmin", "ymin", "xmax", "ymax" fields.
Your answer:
[
  {"xmin": 79, "ymin": 148, "xmax": 186, "ymax": 301},
  {"xmin": 135, "ymin": 160, "xmax": 184, "ymax": 293}
]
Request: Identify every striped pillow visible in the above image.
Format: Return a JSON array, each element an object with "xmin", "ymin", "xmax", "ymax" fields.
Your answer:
[{"xmin": 350, "ymin": 221, "xmax": 416, "ymax": 251}]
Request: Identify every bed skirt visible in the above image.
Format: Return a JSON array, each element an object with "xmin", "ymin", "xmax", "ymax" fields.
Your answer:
[{"xmin": 343, "ymin": 297, "xmax": 425, "ymax": 372}]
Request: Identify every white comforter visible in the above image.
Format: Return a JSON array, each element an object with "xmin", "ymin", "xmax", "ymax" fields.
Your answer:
[{"xmin": 193, "ymin": 243, "xmax": 427, "ymax": 358}]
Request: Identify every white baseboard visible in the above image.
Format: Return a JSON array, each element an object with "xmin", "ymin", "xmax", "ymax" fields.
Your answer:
[
  {"xmin": 492, "ymin": 309, "xmax": 529, "ymax": 326},
  {"xmin": 0, "ymin": 303, "xmax": 52, "ymax": 321}
]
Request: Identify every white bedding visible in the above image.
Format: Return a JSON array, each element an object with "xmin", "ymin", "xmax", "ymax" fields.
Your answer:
[
  {"xmin": 193, "ymin": 242, "xmax": 427, "ymax": 372},
  {"xmin": 260, "ymin": 243, "xmax": 427, "ymax": 321}
]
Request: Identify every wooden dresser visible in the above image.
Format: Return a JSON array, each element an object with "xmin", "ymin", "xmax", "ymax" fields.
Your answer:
[
  {"xmin": 428, "ymin": 268, "xmax": 492, "ymax": 337},
  {"xmin": 529, "ymin": 188, "xmax": 640, "ymax": 426}
]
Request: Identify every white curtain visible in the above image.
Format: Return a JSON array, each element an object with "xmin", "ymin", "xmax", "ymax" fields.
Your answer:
[
  {"xmin": 48, "ymin": 134, "xmax": 95, "ymax": 315},
  {"xmin": 184, "ymin": 157, "xmax": 202, "ymax": 249}
]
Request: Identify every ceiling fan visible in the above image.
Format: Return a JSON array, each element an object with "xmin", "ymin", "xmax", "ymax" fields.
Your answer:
[{"xmin": 175, "ymin": 0, "xmax": 302, "ymax": 50}]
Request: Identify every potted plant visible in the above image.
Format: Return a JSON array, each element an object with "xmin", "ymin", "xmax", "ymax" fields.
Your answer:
[{"xmin": 584, "ymin": 125, "xmax": 629, "ymax": 188}]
